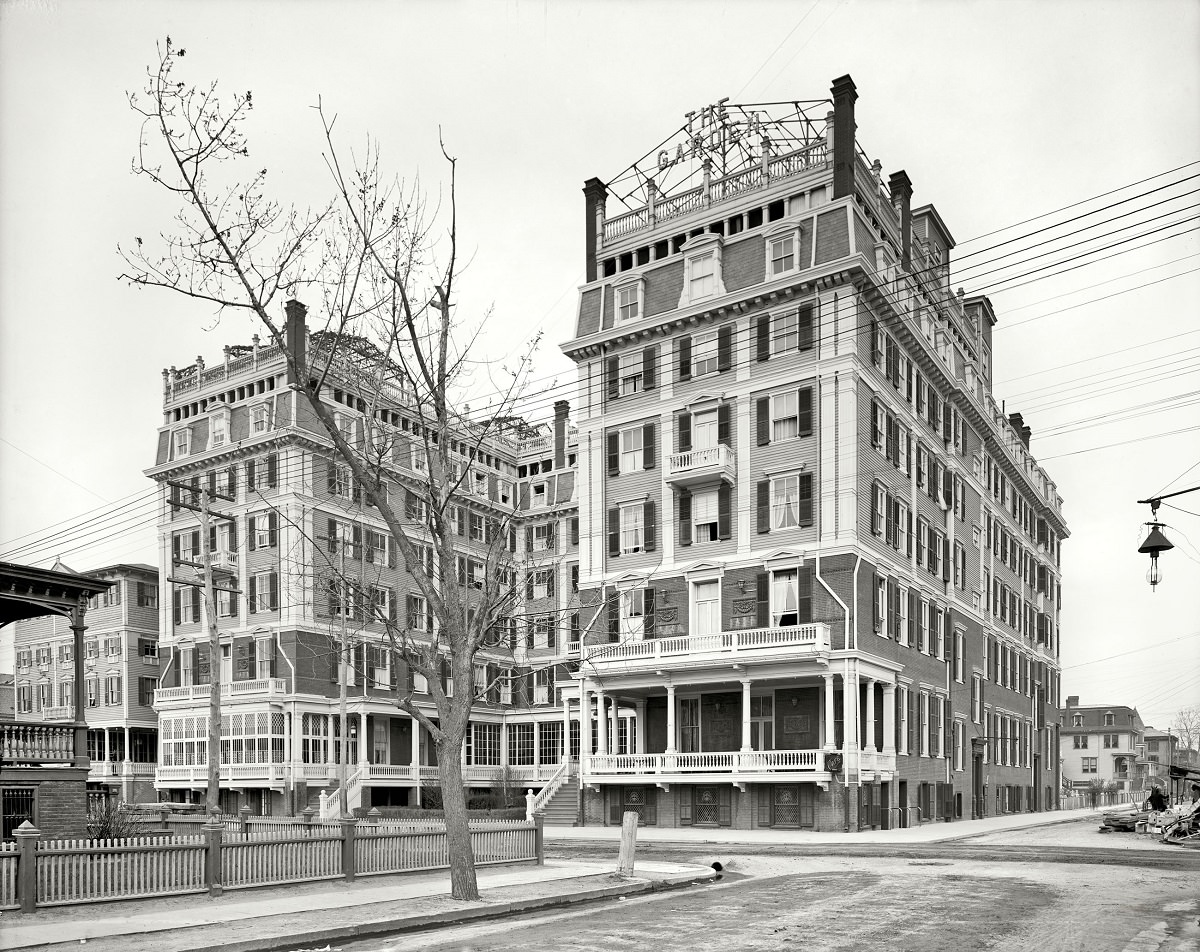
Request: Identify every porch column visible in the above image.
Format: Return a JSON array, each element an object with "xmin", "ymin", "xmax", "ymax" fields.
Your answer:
[
  {"xmin": 665, "ymin": 684, "xmax": 677, "ymax": 754},
  {"xmin": 634, "ymin": 699, "xmax": 646, "ymax": 755},
  {"xmin": 104, "ymin": 726, "xmax": 111, "ymax": 763},
  {"xmin": 562, "ymin": 689, "xmax": 572, "ymax": 761},
  {"xmin": 410, "ymin": 716, "xmax": 420, "ymax": 769},
  {"xmin": 823, "ymin": 673, "xmax": 837, "ymax": 749},
  {"xmin": 841, "ymin": 666, "xmax": 858, "ymax": 753},
  {"xmin": 580, "ymin": 682, "xmax": 591, "ymax": 755},
  {"xmin": 882, "ymin": 683, "xmax": 896, "ymax": 754},
  {"xmin": 865, "ymin": 679, "xmax": 877, "ymax": 752},
  {"xmin": 500, "ymin": 721, "xmax": 509, "ymax": 768},
  {"xmin": 124, "ymin": 726, "xmax": 131, "ymax": 764},
  {"xmin": 740, "ymin": 679, "xmax": 752, "ymax": 752},
  {"xmin": 358, "ymin": 711, "xmax": 369, "ymax": 766},
  {"xmin": 532, "ymin": 722, "xmax": 540, "ymax": 767},
  {"xmin": 609, "ymin": 693, "xmax": 619, "ymax": 754},
  {"xmin": 595, "ymin": 688, "xmax": 608, "ymax": 755},
  {"xmin": 70, "ymin": 598, "xmax": 88, "ymax": 767}
]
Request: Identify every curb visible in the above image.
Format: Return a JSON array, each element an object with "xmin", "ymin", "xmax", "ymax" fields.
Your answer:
[{"xmin": 168, "ymin": 869, "xmax": 717, "ymax": 952}]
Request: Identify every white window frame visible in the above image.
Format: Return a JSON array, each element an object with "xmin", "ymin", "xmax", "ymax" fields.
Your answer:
[
  {"xmin": 898, "ymin": 586, "xmax": 910, "ymax": 646},
  {"xmin": 771, "ymin": 391, "xmax": 800, "ymax": 442},
  {"xmin": 531, "ymin": 482, "xmax": 547, "ymax": 508},
  {"xmin": 872, "ymin": 403, "xmax": 886, "ymax": 449},
  {"xmin": 618, "ymin": 349, "xmax": 644, "ymax": 396},
  {"xmin": 620, "ymin": 588, "xmax": 646, "ymax": 640},
  {"xmin": 687, "ymin": 251, "xmax": 717, "ymax": 301},
  {"xmin": 619, "ymin": 504, "xmax": 644, "ymax": 555},
  {"xmin": 872, "ymin": 483, "xmax": 886, "ymax": 537},
  {"xmin": 251, "ymin": 402, "xmax": 272, "ymax": 435},
  {"xmin": 692, "ymin": 489, "xmax": 719, "ymax": 543},
  {"xmin": 768, "ymin": 232, "xmax": 796, "ymax": 277},
  {"xmin": 771, "ymin": 474, "xmax": 801, "ymax": 531},
  {"xmin": 874, "ymin": 575, "xmax": 887, "ymax": 633},
  {"xmin": 771, "ymin": 310, "xmax": 798, "ymax": 354},
  {"xmin": 173, "ymin": 427, "xmax": 191, "ymax": 459},
  {"xmin": 620, "ymin": 426, "xmax": 644, "ymax": 473},
  {"xmin": 209, "ymin": 409, "xmax": 228, "ymax": 447},
  {"xmin": 896, "ymin": 500, "xmax": 910, "ymax": 557},
  {"xmin": 692, "ymin": 329, "xmax": 719, "ymax": 377},
  {"xmin": 898, "ymin": 428, "xmax": 911, "ymax": 475},
  {"xmin": 955, "ymin": 631, "xmax": 965, "ymax": 682},
  {"xmin": 771, "ymin": 568, "xmax": 802, "ymax": 627},
  {"xmin": 898, "ymin": 685, "xmax": 910, "ymax": 755},
  {"xmin": 616, "ymin": 280, "xmax": 643, "ymax": 324},
  {"xmin": 691, "ymin": 579, "xmax": 721, "ymax": 635},
  {"xmin": 692, "ymin": 408, "xmax": 718, "ymax": 450}
]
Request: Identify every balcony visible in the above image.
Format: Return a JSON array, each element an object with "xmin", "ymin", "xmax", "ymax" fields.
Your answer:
[
  {"xmin": 588, "ymin": 749, "xmax": 823, "ymax": 782},
  {"xmin": 155, "ymin": 678, "xmax": 288, "ymax": 705},
  {"xmin": 585, "ymin": 623, "xmax": 829, "ymax": 672},
  {"xmin": 666, "ymin": 444, "xmax": 736, "ymax": 488},
  {"xmin": 155, "ymin": 761, "xmax": 567, "ymax": 788}
]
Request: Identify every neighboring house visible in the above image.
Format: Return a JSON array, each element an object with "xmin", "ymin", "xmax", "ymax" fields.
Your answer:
[
  {"xmin": 0, "ymin": 673, "xmax": 14, "ymax": 718},
  {"xmin": 559, "ymin": 73, "xmax": 1066, "ymax": 831},
  {"xmin": 12, "ymin": 563, "xmax": 160, "ymax": 803},
  {"xmin": 149, "ymin": 314, "xmax": 579, "ymax": 816},
  {"xmin": 1059, "ymin": 696, "xmax": 1145, "ymax": 793},
  {"xmin": 1142, "ymin": 727, "xmax": 1184, "ymax": 794}
]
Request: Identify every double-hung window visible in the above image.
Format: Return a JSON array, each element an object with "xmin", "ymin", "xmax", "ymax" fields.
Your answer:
[
  {"xmin": 692, "ymin": 490, "xmax": 719, "ymax": 542},
  {"xmin": 173, "ymin": 428, "xmax": 190, "ymax": 458},
  {"xmin": 772, "ymin": 475, "xmax": 801, "ymax": 530},
  {"xmin": 619, "ymin": 505, "xmax": 644, "ymax": 555},
  {"xmin": 692, "ymin": 409, "xmax": 718, "ymax": 450},
  {"xmin": 772, "ymin": 569, "xmax": 803, "ymax": 627},
  {"xmin": 689, "ymin": 252, "xmax": 716, "ymax": 299},
  {"xmin": 251, "ymin": 404, "xmax": 271, "ymax": 435},
  {"xmin": 769, "ymin": 234, "xmax": 795, "ymax": 275},
  {"xmin": 210, "ymin": 411, "xmax": 228, "ymax": 447},
  {"xmin": 772, "ymin": 391, "xmax": 799, "ymax": 441},
  {"xmin": 772, "ymin": 310, "xmax": 798, "ymax": 354},
  {"xmin": 692, "ymin": 330, "xmax": 719, "ymax": 376},
  {"xmin": 620, "ymin": 589, "xmax": 646, "ymax": 640},
  {"xmin": 617, "ymin": 284, "xmax": 640, "ymax": 323},
  {"xmin": 620, "ymin": 427, "xmax": 644, "ymax": 473},
  {"xmin": 692, "ymin": 580, "xmax": 720, "ymax": 635},
  {"xmin": 619, "ymin": 350, "xmax": 643, "ymax": 395}
]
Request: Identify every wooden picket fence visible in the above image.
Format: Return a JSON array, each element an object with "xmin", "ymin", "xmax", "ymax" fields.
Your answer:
[{"xmin": 2, "ymin": 816, "xmax": 542, "ymax": 912}]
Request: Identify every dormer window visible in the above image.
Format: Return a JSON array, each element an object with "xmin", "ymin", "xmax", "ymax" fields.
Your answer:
[
  {"xmin": 250, "ymin": 403, "xmax": 272, "ymax": 435},
  {"xmin": 677, "ymin": 235, "xmax": 726, "ymax": 308},
  {"xmin": 209, "ymin": 408, "xmax": 229, "ymax": 448},
  {"xmin": 616, "ymin": 278, "xmax": 643, "ymax": 324},
  {"xmin": 769, "ymin": 234, "xmax": 795, "ymax": 275},
  {"xmin": 1104, "ymin": 712, "xmax": 1115, "ymax": 726},
  {"xmin": 173, "ymin": 427, "xmax": 191, "ymax": 459}
]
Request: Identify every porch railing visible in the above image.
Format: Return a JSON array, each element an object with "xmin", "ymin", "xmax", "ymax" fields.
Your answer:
[
  {"xmin": 1, "ymin": 721, "xmax": 76, "ymax": 764},
  {"xmin": 588, "ymin": 749, "xmax": 822, "ymax": 775},
  {"xmin": 155, "ymin": 678, "xmax": 288, "ymax": 704},
  {"xmin": 586, "ymin": 623, "xmax": 828, "ymax": 665},
  {"xmin": 525, "ymin": 758, "xmax": 571, "ymax": 820}
]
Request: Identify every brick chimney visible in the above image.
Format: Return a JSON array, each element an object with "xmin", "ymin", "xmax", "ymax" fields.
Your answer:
[
  {"xmin": 1008, "ymin": 411, "xmax": 1032, "ymax": 449},
  {"xmin": 582, "ymin": 178, "xmax": 608, "ymax": 283},
  {"xmin": 284, "ymin": 299, "xmax": 307, "ymax": 388},
  {"xmin": 553, "ymin": 400, "xmax": 570, "ymax": 470},
  {"xmin": 888, "ymin": 170, "xmax": 914, "ymax": 272},
  {"xmin": 830, "ymin": 75, "xmax": 858, "ymax": 201}
]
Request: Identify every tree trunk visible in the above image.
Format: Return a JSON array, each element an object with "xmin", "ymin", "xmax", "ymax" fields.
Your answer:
[{"xmin": 437, "ymin": 738, "xmax": 479, "ymax": 901}]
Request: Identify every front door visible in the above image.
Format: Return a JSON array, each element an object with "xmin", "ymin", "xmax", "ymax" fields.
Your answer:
[{"xmin": 973, "ymin": 752, "xmax": 984, "ymax": 818}]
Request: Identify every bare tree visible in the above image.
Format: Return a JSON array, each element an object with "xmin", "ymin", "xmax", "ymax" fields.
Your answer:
[
  {"xmin": 121, "ymin": 37, "xmax": 544, "ymax": 901},
  {"xmin": 1173, "ymin": 706, "xmax": 1200, "ymax": 754}
]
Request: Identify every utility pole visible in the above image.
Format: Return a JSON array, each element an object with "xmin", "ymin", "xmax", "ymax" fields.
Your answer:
[{"xmin": 167, "ymin": 479, "xmax": 238, "ymax": 816}]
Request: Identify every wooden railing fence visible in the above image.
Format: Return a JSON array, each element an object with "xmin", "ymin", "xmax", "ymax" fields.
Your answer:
[{"xmin": 3, "ymin": 815, "xmax": 541, "ymax": 912}]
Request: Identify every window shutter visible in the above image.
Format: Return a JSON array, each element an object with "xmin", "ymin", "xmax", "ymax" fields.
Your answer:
[
  {"xmin": 606, "ymin": 356, "xmax": 620, "ymax": 401},
  {"xmin": 208, "ymin": 525, "xmax": 218, "ymax": 555},
  {"xmin": 525, "ymin": 526, "xmax": 533, "ymax": 553},
  {"xmin": 798, "ymin": 388, "xmax": 813, "ymax": 437},
  {"xmin": 717, "ymin": 403, "xmax": 731, "ymax": 447},
  {"xmin": 607, "ymin": 431, "xmax": 620, "ymax": 477},
  {"xmin": 717, "ymin": 483, "xmax": 732, "ymax": 540},
  {"xmin": 267, "ymin": 453, "xmax": 278, "ymax": 488},
  {"xmin": 756, "ymin": 572, "xmax": 769, "ymax": 627},
  {"xmin": 644, "ymin": 588, "xmax": 655, "ymax": 638},
  {"xmin": 643, "ymin": 501, "xmax": 657, "ymax": 552},
  {"xmin": 249, "ymin": 575, "xmax": 257, "ymax": 614},
  {"xmin": 643, "ymin": 422, "xmax": 656, "ymax": 470},
  {"xmin": 327, "ymin": 517, "xmax": 337, "ymax": 553},
  {"xmin": 679, "ymin": 491, "xmax": 693, "ymax": 546},
  {"xmin": 872, "ymin": 574, "xmax": 881, "ymax": 631},
  {"xmin": 208, "ymin": 470, "xmax": 217, "ymax": 497},
  {"xmin": 607, "ymin": 508, "xmax": 620, "ymax": 557},
  {"xmin": 756, "ymin": 481, "xmax": 770, "ymax": 534},
  {"xmin": 717, "ymin": 324, "xmax": 733, "ymax": 372},
  {"xmin": 943, "ymin": 537, "xmax": 952, "ymax": 582},
  {"xmin": 172, "ymin": 534, "xmax": 180, "ymax": 563},
  {"xmin": 268, "ymin": 511, "xmax": 278, "ymax": 547},
  {"xmin": 942, "ymin": 402, "xmax": 953, "ymax": 442},
  {"xmin": 547, "ymin": 570, "xmax": 556, "ymax": 597},
  {"xmin": 248, "ymin": 516, "xmax": 257, "ymax": 551},
  {"xmin": 526, "ymin": 574, "xmax": 534, "ymax": 600},
  {"xmin": 799, "ymin": 473, "xmax": 814, "ymax": 527},
  {"xmin": 889, "ymin": 579, "xmax": 899, "ymax": 639},
  {"xmin": 351, "ymin": 523, "xmax": 362, "ymax": 559},
  {"xmin": 570, "ymin": 517, "xmax": 579, "ymax": 545},
  {"xmin": 191, "ymin": 530, "xmax": 200, "ymax": 557},
  {"xmin": 797, "ymin": 302, "xmax": 815, "ymax": 351},
  {"xmin": 607, "ymin": 593, "xmax": 620, "ymax": 641},
  {"xmin": 269, "ymin": 573, "xmax": 279, "ymax": 611},
  {"xmin": 173, "ymin": 588, "xmax": 181, "ymax": 626},
  {"xmin": 191, "ymin": 588, "xmax": 200, "ymax": 623},
  {"xmin": 247, "ymin": 459, "xmax": 257, "ymax": 493},
  {"xmin": 229, "ymin": 522, "xmax": 238, "ymax": 552},
  {"xmin": 643, "ymin": 346, "xmax": 657, "ymax": 390},
  {"xmin": 871, "ymin": 399, "xmax": 881, "ymax": 447},
  {"xmin": 756, "ymin": 314, "xmax": 770, "ymax": 362},
  {"xmin": 678, "ymin": 412, "xmax": 692, "ymax": 453},
  {"xmin": 756, "ymin": 396, "xmax": 770, "ymax": 446},
  {"xmin": 678, "ymin": 335, "xmax": 692, "ymax": 381}
]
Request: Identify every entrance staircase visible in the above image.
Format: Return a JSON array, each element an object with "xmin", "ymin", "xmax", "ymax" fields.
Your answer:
[{"xmin": 539, "ymin": 776, "xmax": 580, "ymax": 826}]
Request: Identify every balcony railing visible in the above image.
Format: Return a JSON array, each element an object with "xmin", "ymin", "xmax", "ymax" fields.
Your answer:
[
  {"xmin": 1, "ymin": 720, "xmax": 77, "ymax": 764},
  {"xmin": 589, "ymin": 749, "xmax": 822, "ymax": 775},
  {"xmin": 155, "ymin": 761, "xmax": 567, "ymax": 786},
  {"xmin": 666, "ymin": 444, "xmax": 736, "ymax": 487},
  {"xmin": 586, "ymin": 623, "xmax": 828, "ymax": 667},
  {"xmin": 155, "ymin": 678, "xmax": 288, "ymax": 704}
]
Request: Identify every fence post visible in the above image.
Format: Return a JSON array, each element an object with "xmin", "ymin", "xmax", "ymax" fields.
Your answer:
[
  {"xmin": 525, "ymin": 788, "xmax": 535, "ymax": 822},
  {"xmin": 616, "ymin": 811, "xmax": 638, "ymax": 877},
  {"xmin": 534, "ymin": 813, "xmax": 544, "ymax": 866},
  {"xmin": 239, "ymin": 804, "xmax": 251, "ymax": 837},
  {"xmin": 368, "ymin": 807, "xmax": 381, "ymax": 825},
  {"xmin": 302, "ymin": 807, "xmax": 315, "ymax": 836},
  {"xmin": 202, "ymin": 818, "xmax": 224, "ymax": 896},
  {"xmin": 340, "ymin": 817, "xmax": 357, "ymax": 882},
  {"xmin": 14, "ymin": 821, "xmax": 41, "ymax": 914}
]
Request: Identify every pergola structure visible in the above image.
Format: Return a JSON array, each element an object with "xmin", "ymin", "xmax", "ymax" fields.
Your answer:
[{"xmin": 1, "ymin": 560, "xmax": 112, "ymax": 838}]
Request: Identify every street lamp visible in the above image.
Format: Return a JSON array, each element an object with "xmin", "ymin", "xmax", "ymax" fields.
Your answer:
[{"xmin": 1135, "ymin": 485, "xmax": 1200, "ymax": 590}]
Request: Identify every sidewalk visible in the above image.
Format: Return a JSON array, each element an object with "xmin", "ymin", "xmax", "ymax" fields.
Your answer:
[
  {"xmin": 543, "ymin": 803, "xmax": 1115, "ymax": 847},
  {"xmin": 0, "ymin": 858, "xmax": 715, "ymax": 952}
]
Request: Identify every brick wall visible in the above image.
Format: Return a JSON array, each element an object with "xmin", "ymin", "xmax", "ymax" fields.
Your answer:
[
  {"xmin": 645, "ymin": 260, "xmax": 684, "ymax": 318},
  {"xmin": 724, "ymin": 235, "xmax": 765, "ymax": 292},
  {"xmin": 814, "ymin": 206, "xmax": 850, "ymax": 264},
  {"xmin": 577, "ymin": 287, "xmax": 602, "ymax": 336}
]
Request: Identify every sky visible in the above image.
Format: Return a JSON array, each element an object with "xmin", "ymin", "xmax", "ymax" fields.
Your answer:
[{"xmin": 0, "ymin": 0, "xmax": 1197, "ymax": 732}]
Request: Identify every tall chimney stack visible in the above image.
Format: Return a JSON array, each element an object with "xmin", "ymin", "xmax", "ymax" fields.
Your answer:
[
  {"xmin": 582, "ymin": 178, "xmax": 608, "ymax": 283},
  {"xmin": 284, "ymin": 299, "xmax": 307, "ymax": 388},
  {"xmin": 830, "ymin": 75, "xmax": 858, "ymax": 201},
  {"xmin": 553, "ymin": 400, "xmax": 570, "ymax": 470},
  {"xmin": 888, "ymin": 170, "xmax": 914, "ymax": 273}
]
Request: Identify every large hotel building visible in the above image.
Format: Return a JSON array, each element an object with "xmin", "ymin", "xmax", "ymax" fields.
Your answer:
[{"xmin": 146, "ymin": 74, "xmax": 1065, "ymax": 831}]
